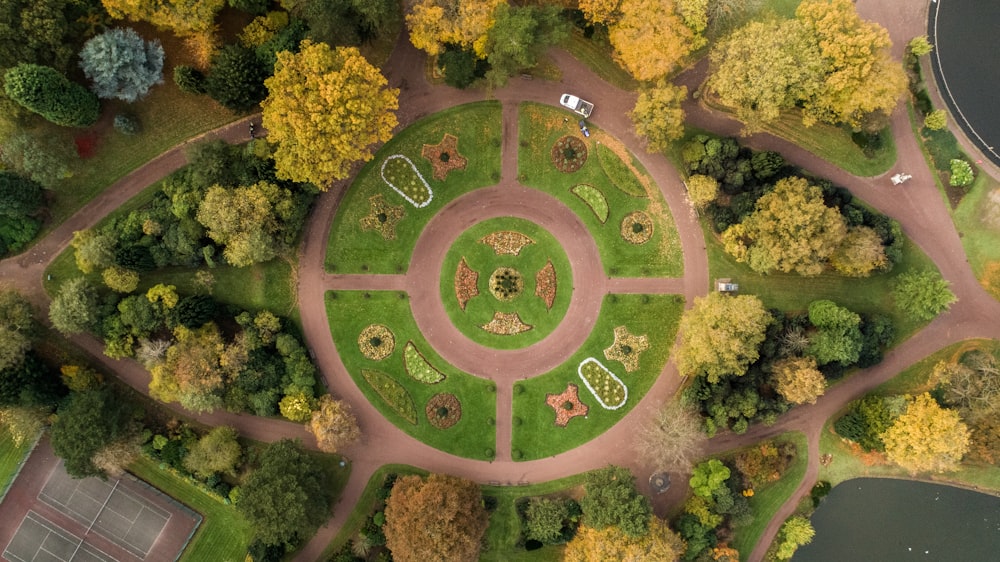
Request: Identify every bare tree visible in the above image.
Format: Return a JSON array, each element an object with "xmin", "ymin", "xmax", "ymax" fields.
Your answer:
[{"xmin": 633, "ymin": 400, "xmax": 707, "ymax": 473}]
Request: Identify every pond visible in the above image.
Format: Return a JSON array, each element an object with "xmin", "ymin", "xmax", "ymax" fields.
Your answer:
[{"xmin": 794, "ymin": 478, "xmax": 1000, "ymax": 561}]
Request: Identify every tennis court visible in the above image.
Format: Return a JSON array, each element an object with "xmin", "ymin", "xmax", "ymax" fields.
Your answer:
[{"xmin": 3, "ymin": 511, "xmax": 114, "ymax": 562}]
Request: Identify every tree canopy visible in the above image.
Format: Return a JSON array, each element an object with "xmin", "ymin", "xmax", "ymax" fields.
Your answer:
[
  {"xmin": 49, "ymin": 277, "xmax": 100, "ymax": 334},
  {"xmin": 101, "ymin": 0, "xmax": 225, "ymax": 36},
  {"xmin": 384, "ymin": 473, "xmax": 489, "ymax": 562},
  {"xmin": 881, "ymin": 392, "xmax": 970, "ymax": 474},
  {"xmin": 563, "ymin": 516, "xmax": 684, "ymax": 562},
  {"xmin": 50, "ymin": 387, "xmax": 138, "ymax": 478},
  {"xmin": 406, "ymin": 0, "xmax": 504, "ymax": 57},
  {"xmin": 807, "ymin": 299, "xmax": 862, "ymax": 365},
  {"xmin": 307, "ymin": 394, "xmax": 360, "ymax": 453},
  {"xmin": 580, "ymin": 466, "xmax": 651, "ymax": 537},
  {"xmin": 676, "ymin": 292, "xmax": 772, "ymax": 382},
  {"xmin": 4, "ymin": 63, "xmax": 100, "ymax": 127},
  {"xmin": 630, "ymin": 80, "xmax": 687, "ymax": 152},
  {"xmin": 633, "ymin": 400, "xmax": 706, "ymax": 473},
  {"xmin": 0, "ymin": 289, "xmax": 36, "ymax": 372},
  {"xmin": 892, "ymin": 269, "xmax": 956, "ymax": 321},
  {"xmin": 196, "ymin": 181, "xmax": 295, "ymax": 267},
  {"xmin": 771, "ymin": 356, "xmax": 825, "ymax": 405},
  {"xmin": 182, "ymin": 425, "xmax": 242, "ymax": 477},
  {"xmin": 79, "ymin": 28, "xmax": 164, "ymax": 103},
  {"xmin": 262, "ymin": 41, "xmax": 399, "ymax": 188}
]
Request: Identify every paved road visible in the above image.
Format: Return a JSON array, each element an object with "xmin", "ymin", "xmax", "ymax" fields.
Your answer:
[{"xmin": 2, "ymin": 2, "xmax": 998, "ymax": 561}]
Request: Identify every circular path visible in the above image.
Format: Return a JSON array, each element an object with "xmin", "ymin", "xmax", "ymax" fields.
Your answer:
[{"xmin": 2, "ymin": 2, "xmax": 1000, "ymax": 561}]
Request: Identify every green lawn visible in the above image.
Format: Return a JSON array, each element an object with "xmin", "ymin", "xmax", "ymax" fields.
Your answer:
[
  {"xmin": 326, "ymin": 102, "xmax": 503, "ymax": 274},
  {"xmin": 729, "ymin": 432, "xmax": 809, "ymax": 561},
  {"xmin": 558, "ymin": 31, "xmax": 638, "ymax": 91},
  {"xmin": 755, "ymin": 112, "xmax": 896, "ymax": 177},
  {"xmin": 325, "ymin": 291, "xmax": 497, "ymax": 459},
  {"xmin": 440, "ymin": 217, "xmax": 573, "ymax": 349},
  {"xmin": 129, "ymin": 456, "xmax": 252, "ymax": 562},
  {"xmin": 0, "ymin": 429, "xmax": 35, "ymax": 499},
  {"xmin": 518, "ymin": 103, "xmax": 683, "ymax": 277},
  {"xmin": 704, "ymin": 222, "xmax": 938, "ymax": 343},
  {"xmin": 511, "ymin": 294, "xmax": 684, "ymax": 460}
]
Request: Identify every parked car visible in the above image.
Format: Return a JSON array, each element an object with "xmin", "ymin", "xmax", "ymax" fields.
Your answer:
[{"xmin": 560, "ymin": 94, "xmax": 594, "ymax": 118}]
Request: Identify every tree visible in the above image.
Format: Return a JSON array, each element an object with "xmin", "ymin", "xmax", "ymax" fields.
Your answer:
[
  {"xmin": 196, "ymin": 181, "xmax": 293, "ymax": 266},
  {"xmin": 307, "ymin": 394, "xmax": 360, "ymax": 453},
  {"xmin": 807, "ymin": 299, "xmax": 863, "ymax": 365},
  {"xmin": 49, "ymin": 278, "xmax": 100, "ymax": 335},
  {"xmin": 685, "ymin": 174, "xmax": 717, "ymax": 210},
  {"xmin": 173, "ymin": 65, "xmax": 207, "ymax": 94},
  {"xmin": 676, "ymin": 292, "xmax": 772, "ymax": 382},
  {"xmin": 708, "ymin": 19, "xmax": 823, "ymax": 131},
  {"xmin": 183, "ymin": 425, "xmax": 242, "ymax": 477},
  {"xmin": 101, "ymin": 0, "xmax": 225, "ymax": 36},
  {"xmin": 580, "ymin": 466, "xmax": 650, "ymax": 537},
  {"xmin": 3, "ymin": 64, "xmax": 100, "ymax": 127},
  {"xmin": 0, "ymin": 172, "xmax": 44, "ymax": 218},
  {"xmin": 102, "ymin": 265, "xmax": 140, "ymax": 293},
  {"xmin": 829, "ymin": 226, "xmax": 887, "ymax": 277},
  {"xmin": 607, "ymin": 0, "xmax": 701, "ymax": 82},
  {"xmin": 50, "ymin": 387, "xmax": 137, "ymax": 478},
  {"xmin": 91, "ymin": 435, "xmax": 141, "ymax": 477},
  {"xmin": 834, "ymin": 394, "xmax": 897, "ymax": 452},
  {"xmin": 0, "ymin": 131, "xmax": 75, "ymax": 187},
  {"xmin": 923, "ymin": 109, "xmax": 947, "ymax": 131},
  {"xmin": 0, "ymin": 0, "xmax": 75, "ymax": 72},
  {"xmin": 908, "ymin": 35, "xmax": 933, "ymax": 57},
  {"xmin": 262, "ymin": 41, "xmax": 398, "ymax": 188},
  {"xmin": 238, "ymin": 439, "xmax": 333, "ymax": 548},
  {"xmin": 79, "ymin": 28, "xmax": 164, "ymax": 103},
  {"xmin": 688, "ymin": 459, "xmax": 729, "ymax": 499},
  {"xmin": 406, "ymin": 0, "xmax": 505, "ymax": 57},
  {"xmin": 204, "ymin": 44, "xmax": 268, "ymax": 112},
  {"xmin": 384, "ymin": 473, "xmax": 489, "ymax": 562},
  {"xmin": 630, "ymin": 80, "xmax": 687, "ymax": 152},
  {"xmin": 633, "ymin": 400, "xmax": 706, "ymax": 473},
  {"xmin": 774, "ymin": 516, "xmax": 814, "ymax": 560},
  {"xmin": 563, "ymin": 516, "xmax": 684, "ymax": 561},
  {"xmin": 149, "ymin": 324, "xmax": 225, "ymax": 412},
  {"xmin": 0, "ymin": 405, "xmax": 47, "ymax": 446},
  {"xmin": 892, "ymin": 269, "xmax": 956, "ymax": 321},
  {"xmin": 772, "ymin": 356, "xmax": 825, "ymax": 405},
  {"xmin": 0, "ymin": 289, "xmax": 35, "ymax": 372},
  {"xmin": 949, "ymin": 159, "xmax": 974, "ymax": 187},
  {"xmin": 524, "ymin": 497, "xmax": 575, "ymax": 544},
  {"xmin": 881, "ymin": 393, "xmax": 970, "ymax": 474},
  {"xmin": 483, "ymin": 4, "xmax": 567, "ymax": 86},
  {"xmin": 722, "ymin": 177, "xmax": 846, "ymax": 276},
  {"xmin": 0, "ymin": 352, "xmax": 64, "ymax": 408},
  {"xmin": 72, "ymin": 229, "xmax": 116, "ymax": 274}
]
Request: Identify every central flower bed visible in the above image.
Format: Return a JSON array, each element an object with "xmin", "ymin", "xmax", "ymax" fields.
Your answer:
[{"xmin": 488, "ymin": 267, "xmax": 524, "ymax": 301}]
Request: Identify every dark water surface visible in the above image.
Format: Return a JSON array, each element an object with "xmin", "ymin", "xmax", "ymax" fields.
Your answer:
[
  {"xmin": 794, "ymin": 478, "xmax": 1000, "ymax": 562},
  {"xmin": 929, "ymin": 0, "xmax": 1000, "ymax": 166}
]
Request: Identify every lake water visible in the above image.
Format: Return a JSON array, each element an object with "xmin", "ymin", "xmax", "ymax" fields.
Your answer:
[{"xmin": 794, "ymin": 478, "xmax": 1000, "ymax": 562}]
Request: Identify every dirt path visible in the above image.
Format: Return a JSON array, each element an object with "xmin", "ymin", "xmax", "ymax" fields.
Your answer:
[{"xmin": 3, "ymin": 3, "xmax": 999, "ymax": 561}]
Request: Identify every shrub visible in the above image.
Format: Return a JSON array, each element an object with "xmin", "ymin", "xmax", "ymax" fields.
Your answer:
[
  {"xmin": 173, "ymin": 65, "xmax": 207, "ymax": 94},
  {"xmin": 113, "ymin": 113, "xmax": 141, "ymax": 135},
  {"xmin": 948, "ymin": 158, "xmax": 974, "ymax": 187},
  {"xmin": 4, "ymin": 64, "xmax": 100, "ymax": 127},
  {"xmin": 923, "ymin": 109, "xmax": 947, "ymax": 131}
]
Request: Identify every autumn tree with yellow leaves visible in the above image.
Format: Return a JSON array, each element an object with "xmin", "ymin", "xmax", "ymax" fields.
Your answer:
[
  {"xmin": 406, "ymin": 0, "xmax": 505, "ymax": 57},
  {"xmin": 101, "ymin": 0, "xmax": 224, "ymax": 36},
  {"xmin": 563, "ymin": 516, "xmax": 684, "ymax": 562},
  {"xmin": 262, "ymin": 41, "xmax": 398, "ymax": 188},
  {"xmin": 307, "ymin": 394, "xmax": 360, "ymax": 453},
  {"xmin": 881, "ymin": 392, "xmax": 970, "ymax": 474},
  {"xmin": 772, "ymin": 356, "xmax": 826, "ymax": 405}
]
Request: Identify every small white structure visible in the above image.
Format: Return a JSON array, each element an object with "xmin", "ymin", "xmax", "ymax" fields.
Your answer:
[
  {"xmin": 716, "ymin": 278, "xmax": 739, "ymax": 292},
  {"xmin": 891, "ymin": 173, "xmax": 912, "ymax": 185}
]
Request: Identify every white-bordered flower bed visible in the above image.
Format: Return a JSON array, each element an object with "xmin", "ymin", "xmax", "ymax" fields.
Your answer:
[
  {"xmin": 381, "ymin": 154, "xmax": 433, "ymax": 208},
  {"xmin": 577, "ymin": 357, "xmax": 627, "ymax": 409}
]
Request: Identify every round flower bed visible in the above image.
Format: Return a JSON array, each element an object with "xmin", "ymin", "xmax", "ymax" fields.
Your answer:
[
  {"xmin": 489, "ymin": 267, "xmax": 524, "ymax": 301},
  {"xmin": 621, "ymin": 211, "xmax": 653, "ymax": 244},
  {"xmin": 551, "ymin": 135, "xmax": 588, "ymax": 173},
  {"xmin": 358, "ymin": 324, "xmax": 395, "ymax": 360},
  {"xmin": 425, "ymin": 393, "xmax": 462, "ymax": 429}
]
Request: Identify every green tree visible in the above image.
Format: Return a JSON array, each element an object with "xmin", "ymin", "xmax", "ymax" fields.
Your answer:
[
  {"xmin": 149, "ymin": 324, "xmax": 224, "ymax": 413},
  {"xmin": 50, "ymin": 387, "xmax": 137, "ymax": 478},
  {"xmin": 72, "ymin": 229, "xmax": 116, "ymax": 274},
  {"xmin": 384, "ymin": 473, "xmax": 489, "ymax": 562},
  {"xmin": 102, "ymin": 266, "xmax": 140, "ymax": 293},
  {"xmin": 834, "ymin": 394, "xmax": 896, "ymax": 451},
  {"xmin": 633, "ymin": 400, "xmax": 706, "ymax": 473},
  {"xmin": 676, "ymin": 292, "xmax": 772, "ymax": 382},
  {"xmin": 689, "ymin": 459, "xmax": 730, "ymax": 499},
  {"xmin": 483, "ymin": 4, "xmax": 567, "ymax": 86},
  {"xmin": 949, "ymin": 159, "xmax": 974, "ymax": 187},
  {"xmin": 774, "ymin": 516, "xmax": 815, "ymax": 560},
  {"xmin": 685, "ymin": 174, "xmax": 718, "ymax": 210},
  {"xmin": 0, "ymin": 172, "xmax": 44, "ymax": 218},
  {"xmin": 0, "ymin": 289, "xmax": 35, "ymax": 372},
  {"xmin": 630, "ymin": 80, "xmax": 687, "ymax": 152},
  {"xmin": 892, "ymin": 269, "xmax": 956, "ymax": 321},
  {"xmin": 722, "ymin": 177, "xmax": 846, "ymax": 276},
  {"xmin": 0, "ymin": 0, "xmax": 75, "ymax": 72},
  {"xmin": 772, "ymin": 356, "xmax": 825, "ymax": 405},
  {"xmin": 183, "ymin": 425, "xmax": 242, "ymax": 477},
  {"xmin": 807, "ymin": 299, "xmax": 863, "ymax": 365},
  {"xmin": 923, "ymin": 109, "xmax": 947, "ymax": 131},
  {"xmin": 882, "ymin": 393, "xmax": 970, "ymax": 474},
  {"xmin": 196, "ymin": 181, "xmax": 294, "ymax": 267},
  {"xmin": 0, "ymin": 131, "xmax": 75, "ymax": 187},
  {"xmin": 908, "ymin": 35, "xmax": 933, "ymax": 57},
  {"xmin": 204, "ymin": 44, "xmax": 268, "ymax": 112},
  {"xmin": 4, "ymin": 64, "xmax": 100, "ymax": 127},
  {"xmin": 524, "ymin": 497, "xmax": 573, "ymax": 544},
  {"xmin": 49, "ymin": 278, "xmax": 100, "ymax": 335},
  {"xmin": 237, "ymin": 439, "xmax": 333, "ymax": 547},
  {"xmin": 0, "ymin": 352, "xmax": 64, "ymax": 408},
  {"xmin": 580, "ymin": 466, "xmax": 651, "ymax": 537}
]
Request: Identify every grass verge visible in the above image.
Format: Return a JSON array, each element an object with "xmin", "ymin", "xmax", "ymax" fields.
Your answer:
[
  {"xmin": 518, "ymin": 103, "xmax": 683, "ymax": 277},
  {"xmin": 511, "ymin": 294, "xmax": 683, "ymax": 460},
  {"xmin": 325, "ymin": 291, "xmax": 497, "ymax": 459},
  {"xmin": 558, "ymin": 31, "xmax": 638, "ymax": 91},
  {"xmin": 0, "ymin": 429, "xmax": 35, "ymax": 499}
]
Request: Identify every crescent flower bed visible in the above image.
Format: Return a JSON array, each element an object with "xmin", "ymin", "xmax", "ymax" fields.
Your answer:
[
  {"xmin": 570, "ymin": 184, "xmax": 610, "ymax": 223},
  {"xmin": 381, "ymin": 154, "xmax": 433, "ymax": 208},
  {"xmin": 425, "ymin": 393, "xmax": 462, "ymax": 429},
  {"xmin": 454, "ymin": 258, "xmax": 479, "ymax": 310},
  {"xmin": 481, "ymin": 311, "xmax": 533, "ymax": 335},
  {"xmin": 621, "ymin": 210, "xmax": 654, "ymax": 244},
  {"xmin": 479, "ymin": 230, "xmax": 534, "ymax": 255},
  {"xmin": 359, "ymin": 194, "xmax": 405, "ymax": 240},
  {"xmin": 551, "ymin": 135, "xmax": 588, "ymax": 173},
  {"xmin": 361, "ymin": 368, "xmax": 417, "ymax": 424},
  {"xmin": 577, "ymin": 357, "xmax": 628, "ymax": 410},
  {"xmin": 534, "ymin": 260, "xmax": 557, "ymax": 310},
  {"xmin": 402, "ymin": 342, "xmax": 446, "ymax": 383},
  {"xmin": 358, "ymin": 324, "xmax": 395, "ymax": 360}
]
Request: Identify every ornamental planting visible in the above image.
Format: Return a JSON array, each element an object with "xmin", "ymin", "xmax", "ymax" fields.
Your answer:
[
  {"xmin": 381, "ymin": 154, "xmax": 433, "ymax": 208},
  {"xmin": 577, "ymin": 357, "xmax": 628, "ymax": 409}
]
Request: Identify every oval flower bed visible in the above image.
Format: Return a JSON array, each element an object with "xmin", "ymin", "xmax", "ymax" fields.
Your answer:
[
  {"xmin": 361, "ymin": 368, "xmax": 417, "ymax": 424},
  {"xmin": 571, "ymin": 184, "xmax": 610, "ymax": 223},
  {"xmin": 381, "ymin": 154, "xmax": 433, "ymax": 208},
  {"xmin": 358, "ymin": 324, "xmax": 395, "ymax": 360},
  {"xmin": 577, "ymin": 357, "xmax": 628, "ymax": 410},
  {"xmin": 425, "ymin": 393, "xmax": 462, "ymax": 429},
  {"xmin": 551, "ymin": 135, "xmax": 588, "ymax": 173},
  {"xmin": 403, "ymin": 342, "xmax": 445, "ymax": 383}
]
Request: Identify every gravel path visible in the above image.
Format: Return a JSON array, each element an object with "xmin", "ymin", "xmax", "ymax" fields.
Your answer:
[{"xmin": 2, "ymin": 3, "xmax": 998, "ymax": 561}]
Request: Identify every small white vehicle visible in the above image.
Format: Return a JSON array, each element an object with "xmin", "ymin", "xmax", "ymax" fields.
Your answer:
[
  {"xmin": 891, "ymin": 173, "xmax": 912, "ymax": 185},
  {"xmin": 560, "ymin": 94, "xmax": 594, "ymax": 118}
]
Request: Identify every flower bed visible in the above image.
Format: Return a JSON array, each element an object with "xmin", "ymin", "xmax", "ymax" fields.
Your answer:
[
  {"xmin": 480, "ymin": 311, "xmax": 532, "ymax": 335},
  {"xmin": 402, "ymin": 342, "xmax": 445, "ymax": 383},
  {"xmin": 596, "ymin": 143, "xmax": 646, "ymax": 197},
  {"xmin": 570, "ymin": 184, "xmax": 610, "ymax": 223},
  {"xmin": 488, "ymin": 267, "xmax": 523, "ymax": 301},
  {"xmin": 621, "ymin": 210, "xmax": 653, "ymax": 244},
  {"xmin": 577, "ymin": 357, "xmax": 628, "ymax": 410},
  {"xmin": 545, "ymin": 383, "xmax": 589, "ymax": 427},
  {"xmin": 551, "ymin": 135, "xmax": 588, "ymax": 173},
  {"xmin": 359, "ymin": 195, "xmax": 405, "ymax": 240},
  {"xmin": 381, "ymin": 154, "xmax": 433, "ymax": 208},
  {"xmin": 534, "ymin": 260, "xmax": 557, "ymax": 310},
  {"xmin": 425, "ymin": 393, "xmax": 462, "ymax": 429},
  {"xmin": 421, "ymin": 133, "xmax": 468, "ymax": 181},
  {"xmin": 603, "ymin": 325, "xmax": 649, "ymax": 372},
  {"xmin": 361, "ymin": 368, "xmax": 417, "ymax": 424},
  {"xmin": 358, "ymin": 324, "xmax": 395, "ymax": 360},
  {"xmin": 479, "ymin": 230, "xmax": 534, "ymax": 255},
  {"xmin": 454, "ymin": 258, "xmax": 479, "ymax": 310}
]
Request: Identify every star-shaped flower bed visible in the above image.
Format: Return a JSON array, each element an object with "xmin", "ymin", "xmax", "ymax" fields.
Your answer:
[
  {"xmin": 545, "ymin": 383, "xmax": 589, "ymax": 427},
  {"xmin": 603, "ymin": 325, "xmax": 649, "ymax": 372},
  {"xmin": 359, "ymin": 194, "xmax": 405, "ymax": 240},
  {"xmin": 421, "ymin": 133, "xmax": 468, "ymax": 181}
]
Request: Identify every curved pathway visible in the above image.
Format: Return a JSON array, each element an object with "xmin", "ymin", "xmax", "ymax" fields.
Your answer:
[{"xmin": 2, "ymin": 2, "xmax": 999, "ymax": 561}]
